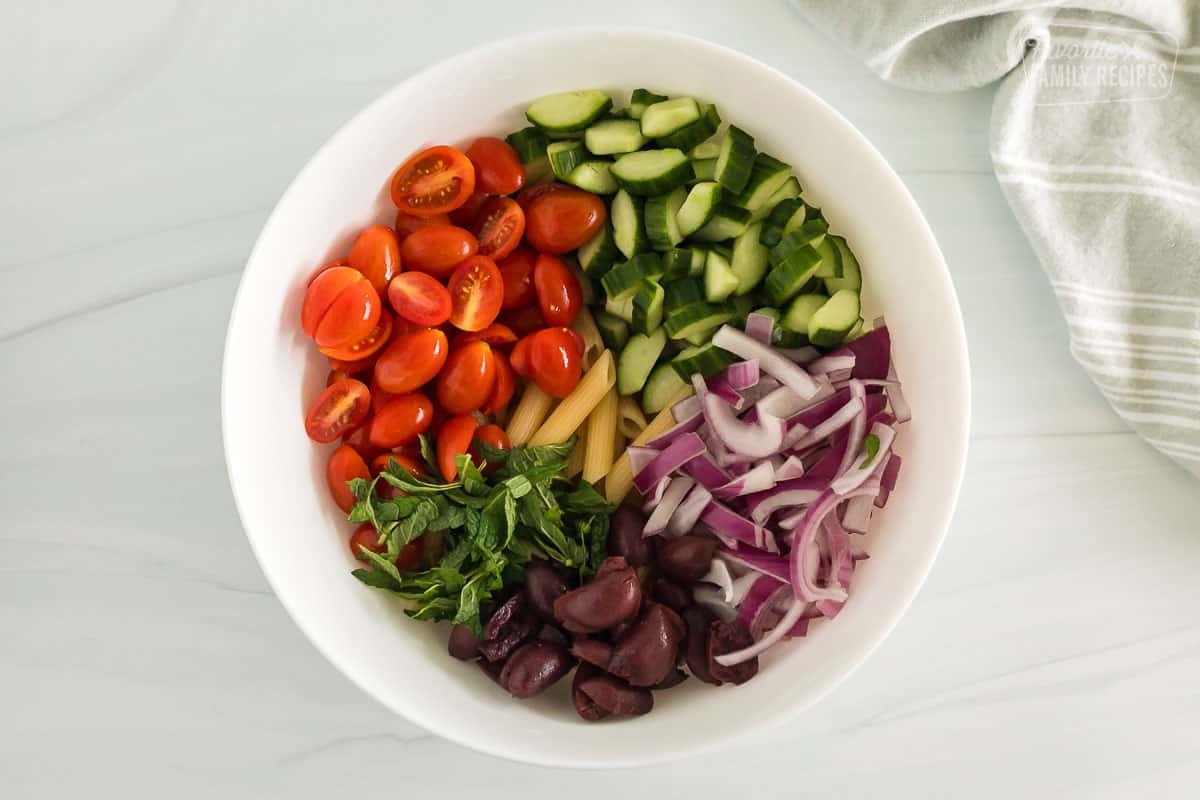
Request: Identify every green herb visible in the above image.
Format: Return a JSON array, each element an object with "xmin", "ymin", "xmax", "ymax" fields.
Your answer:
[
  {"xmin": 346, "ymin": 435, "xmax": 614, "ymax": 635},
  {"xmin": 858, "ymin": 433, "xmax": 881, "ymax": 469}
]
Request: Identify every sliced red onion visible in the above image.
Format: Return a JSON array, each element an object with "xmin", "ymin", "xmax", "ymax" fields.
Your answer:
[
  {"xmin": 874, "ymin": 487, "xmax": 891, "ymax": 509},
  {"xmin": 744, "ymin": 312, "xmax": 775, "ymax": 345},
  {"xmin": 774, "ymin": 455, "xmax": 806, "ymax": 480},
  {"xmin": 832, "ymin": 421, "xmax": 896, "ymax": 495},
  {"xmin": 729, "ymin": 572, "xmax": 761, "ymax": 606},
  {"xmin": 825, "ymin": 367, "xmax": 853, "ymax": 384},
  {"xmin": 714, "ymin": 594, "xmax": 807, "ymax": 666},
  {"xmin": 699, "ymin": 558, "xmax": 735, "ymax": 602},
  {"xmin": 882, "ymin": 453, "xmax": 902, "ymax": 491},
  {"xmin": 641, "ymin": 476, "xmax": 672, "ymax": 510},
  {"xmin": 721, "ymin": 360, "xmax": 761, "ymax": 391},
  {"xmin": 848, "ymin": 538, "xmax": 870, "ymax": 560},
  {"xmin": 701, "ymin": 500, "xmax": 774, "ymax": 552},
  {"xmin": 711, "ymin": 325, "xmax": 820, "ymax": 399},
  {"xmin": 704, "ymin": 375, "xmax": 744, "ymax": 408},
  {"xmin": 777, "ymin": 345, "xmax": 820, "ymax": 364},
  {"xmin": 807, "ymin": 354, "xmax": 856, "ymax": 375},
  {"xmin": 680, "ymin": 451, "xmax": 731, "ymax": 489},
  {"xmin": 743, "ymin": 477, "xmax": 825, "ymax": 524},
  {"xmin": 667, "ymin": 483, "xmax": 711, "ymax": 536},
  {"xmin": 815, "ymin": 517, "xmax": 855, "ymax": 618},
  {"xmin": 804, "ymin": 432, "xmax": 849, "ymax": 481},
  {"xmin": 692, "ymin": 585, "xmax": 738, "ymax": 621},
  {"xmin": 701, "ymin": 391, "xmax": 786, "ymax": 458},
  {"xmin": 836, "ymin": 380, "xmax": 868, "ymax": 478},
  {"xmin": 645, "ymin": 414, "xmax": 704, "ymax": 449},
  {"xmin": 788, "ymin": 491, "xmax": 849, "ymax": 603},
  {"xmin": 756, "ymin": 386, "xmax": 810, "ymax": 420},
  {"xmin": 643, "ymin": 476, "xmax": 694, "ymax": 537},
  {"xmin": 627, "ymin": 446, "xmax": 658, "ymax": 476},
  {"xmin": 739, "ymin": 375, "xmax": 781, "ymax": 407},
  {"xmin": 785, "ymin": 396, "xmax": 863, "ymax": 451},
  {"xmin": 632, "ymin": 433, "xmax": 706, "ymax": 495},
  {"xmin": 736, "ymin": 575, "xmax": 780, "ymax": 631},
  {"xmin": 785, "ymin": 388, "xmax": 849, "ymax": 431},
  {"xmin": 840, "ymin": 325, "xmax": 891, "ymax": 380},
  {"xmin": 841, "ymin": 494, "xmax": 874, "ymax": 533},
  {"xmin": 719, "ymin": 546, "xmax": 789, "ymax": 583},
  {"xmin": 672, "ymin": 393, "xmax": 702, "ymax": 423},
  {"xmin": 713, "ymin": 461, "xmax": 777, "ymax": 499},
  {"xmin": 888, "ymin": 380, "xmax": 912, "ymax": 423},
  {"xmin": 727, "ymin": 460, "xmax": 750, "ymax": 477}
]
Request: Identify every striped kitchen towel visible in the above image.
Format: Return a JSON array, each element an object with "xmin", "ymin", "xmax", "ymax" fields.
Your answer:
[{"xmin": 792, "ymin": 1, "xmax": 1200, "ymax": 475}]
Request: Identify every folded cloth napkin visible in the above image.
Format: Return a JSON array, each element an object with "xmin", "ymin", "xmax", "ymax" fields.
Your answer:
[{"xmin": 792, "ymin": 1, "xmax": 1200, "ymax": 475}]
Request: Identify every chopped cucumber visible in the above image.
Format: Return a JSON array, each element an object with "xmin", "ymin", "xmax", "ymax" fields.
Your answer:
[
  {"xmin": 783, "ymin": 213, "xmax": 828, "ymax": 243},
  {"xmin": 664, "ymin": 302, "xmax": 734, "ymax": 341},
  {"xmin": 845, "ymin": 318, "xmax": 865, "ymax": 341},
  {"xmin": 808, "ymin": 289, "xmax": 861, "ymax": 348},
  {"xmin": 565, "ymin": 160, "xmax": 618, "ymax": 194},
  {"xmin": 704, "ymin": 249, "xmax": 739, "ymax": 302},
  {"xmin": 762, "ymin": 176, "xmax": 801, "ymax": 211},
  {"xmin": 779, "ymin": 293, "xmax": 827, "ymax": 337},
  {"xmin": 605, "ymin": 294, "xmax": 635, "ymax": 323},
  {"xmin": 671, "ymin": 342, "xmax": 736, "ymax": 379},
  {"xmin": 663, "ymin": 277, "xmax": 706, "ymax": 311},
  {"xmin": 641, "ymin": 363, "xmax": 688, "ymax": 415},
  {"xmin": 527, "ymin": 90, "xmax": 614, "ymax": 134},
  {"xmin": 627, "ymin": 88, "xmax": 668, "ymax": 120},
  {"xmin": 770, "ymin": 219, "xmax": 829, "ymax": 267},
  {"xmin": 689, "ymin": 141, "xmax": 721, "ymax": 160},
  {"xmin": 657, "ymin": 103, "xmax": 721, "ymax": 150},
  {"xmin": 631, "ymin": 280, "xmax": 666, "ymax": 334},
  {"xmin": 736, "ymin": 153, "xmax": 792, "ymax": 213},
  {"xmin": 640, "ymin": 97, "xmax": 701, "ymax": 138},
  {"xmin": 688, "ymin": 246, "xmax": 708, "ymax": 276},
  {"xmin": 585, "ymin": 118, "xmax": 647, "ymax": 155},
  {"xmin": 690, "ymin": 203, "xmax": 751, "ymax": 242},
  {"xmin": 617, "ymin": 328, "xmax": 668, "ymax": 395},
  {"xmin": 548, "ymin": 140, "xmax": 587, "ymax": 179},
  {"xmin": 813, "ymin": 235, "xmax": 843, "ymax": 279},
  {"xmin": 730, "ymin": 222, "xmax": 770, "ymax": 295},
  {"xmin": 714, "ymin": 125, "xmax": 756, "ymax": 194},
  {"xmin": 595, "ymin": 310, "xmax": 631, "ymax": 351},
  {"xmin": 764, "ymin": 245, "xmax": 822, "ymax": 305},
  {"xmin": 691, "ymin": 158, "xmax": 716, "ymax": 182},
  {"xmin": 578, "ymin": 223, "xmax": 619, "ymax": 276},
  {"xmin": 611, "ymin": 189, "xmax": 649, "ymax": 258},
  {"xmin": 645, "ymin": 186, "xmax": 687, "ymax": 251},
  {"xmin": 761, "ymin": 198, "xmax": 806, "ymax": 248},
  {"xmin": 602, "ymin": 253, "xmax": 663, "ymax": 300},
  {"xmin": 611, "ymin": 149, "xmax": 693, "ymax": 195},
  {"xmin": 823, "ymin": 235, "xmax": 863, "ymax": 293},
  {"xmin": 660, "ymin": 248, "xmax": 694, "ymax": 281},
  {"xmin": 676, "ymin": 181, "xmax": 723, "ymax": 238},
  {"xmin": 506, "ymin": 126, "xmax": 549, "ymax": 163}
]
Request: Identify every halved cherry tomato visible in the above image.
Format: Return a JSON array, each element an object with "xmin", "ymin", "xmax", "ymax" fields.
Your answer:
[
  {"xmin": 348, "ymin": 225, "xmax": 401, "ymax": 293},
  {"xmin": 509, "ymin": 334, "xmax": 533, "ymax": 377},
  {"xmin": 524, "ymin": 189, "xmax": 606, "ymax": 254},
  {"xmin": 398, "ymin": 225, "xmax": 478, "ymax": 279},
  {"xmin": 327, "ymin": 368, "xmax": 352, "ymax": 386},
  {"xmin": 449, "ymin": 191, "xmax": 491, "ymax": 227},
  {"xmin": 394, "ymin": 210, "xmax": 449, "ymax": 240},
  {"xmin": 451, "ymin": 322, "xmax": 516, "ymax": 348},
  {"xmin": 532, "ymin": 254, "xmax": 583, "ymax": 327},
  {"xmin": 516, "ymin": 181, "xmax": 569, "ymax": 211},
  {"xmin": 326, "ymin": 444, "xmax": 370, "ymax": 512},
  {"xmin": 307, "ymin": 257, "xmax": 350, "ymax": 286},
  {"xmin": 318, "ymin": 310, "xmax": 393, "ymax": 362},
  {"xmin": 389, "ymin": 145, "xmax": 475, "ymax": 217},
  {"xmin": 370, "ymin": 452, "xmax": 425, "ymax": 477},
  {"xmin": 502, "ymin": 305, "xmax": 545, "ymax": 336},
  {"xmin": 470, "ymin": 424, "xmax": 511, "ymax": 474},
  {"xmin": 305, "ymin": 378, "xmax": 371, "ymax": 443},
  {"xmin": 472, "ymin": 197, "xmax": 524, "ymax": 260},
  {"xmin": 447, "ymin": 255, "xmax": 503, "ymax": 332},
  {"xmin": 301, "ymin": 267, "xmax": 382, "ymax": 348},
  {"xmin": 341, "ymin": 416, "xmax": 383, "ymax": 462},
  {"xmin": 327, "ymin": 351, "xmax": 378, "ymax": 375},
  {"xmin": 368, "ymin": 393, "xmax": 434, "ymax": 448},
  {"xmin": 497, "ymin": 245, "xmax": 538, "ymax": 310},
  {"xmin": 374, "ymin": 328, "xmax": 448, "ymax": 394},
  {"xmin": 465, "ymin": 137, "xmax": 525, "ymax": 196},
  {"xmin": 437, "ymin": 414, "xmax": 478, "ymax": 481},
  {"xmin": 481, "ymin": 351, "xmax": 517, "ymax": 414},
  {"xmin": 387, "ymin": 272, "xmax": 452, "ymax": 326},
  {"xmin": 349, "ymin": 524, "xmax": 424, "ymax": 569},
  {"xmin": 529, "ymin": 327, "xmax": 582, "ymax": 398},
  {"xmin": 436, "ymin": 341, "xmax": 496, "ymax": 414}
]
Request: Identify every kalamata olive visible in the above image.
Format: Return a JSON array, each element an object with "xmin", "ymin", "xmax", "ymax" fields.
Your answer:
[
  {"xmin": 536, "ymin": 624, "xmax": 568, "ymax": 647},
  {"xmin": 499, "ymin": 641, "xmax": 574, "ymax": 699},
  {"xmin": 477, "ymin": 658, "xmax": 505, "ymax": 686},
  {"xmin": 682, "ymin": 606, "xmax": 721, "ymax": 685},
  {"xmin": 609, "ymin": 603, "xmax": 685, "ymax": 687},
  {"xmin": 570, "ymin": 637, "xmax": 614, "ymax": 671},
  {"xmin": 448, "ymin": 623, "xmax": 481, "ymax": 660},
  {"xmin": 573, "ymin": 668, "xmax": 653, "ymax": 721},
  {"xmin": 651, "ymin": 578, "xmax": 692, "ymax": 613},
  {"xmin": 479, "ymin": 593, "xmax": 537, "ymax": 662},
  {"xmin": 522, "ymin": 559, "xmax": 570, "ymax": 622},
  {"xmin": 653, "ymin": 668, "xmax": 689, "ymax": 690},
  {"xmin": 607, "ymin": 505, "xmax": 655, "ymax": 567},
  {"xmin": 707, "ymin": 619, "xmax": 759, "ymax": 685},
  {"xmin": 657, "ymin": 534, "xmax": 718, "ymax": 584},
  {"xmin": 553, "ymin": 556, "xmax": 642, "ymax": 634}
]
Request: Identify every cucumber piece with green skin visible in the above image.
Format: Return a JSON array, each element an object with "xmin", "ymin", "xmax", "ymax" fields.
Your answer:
[
  {"xmin": 617, "ymin": 328, "xmax": 668, "ymax": 395},
  {"xmin": 611, "ymin": 189, "xmax": 649, "ymax": 259},
  {"xmin": 595, "ymin": 311, "xmax": 631, "ymax": 351},
  {"xmin": 780, "ymin": 293, "xmax": 827, "ymax": 336},
  {"xmin": 823, "ymin": 235, "xmax": 863, "ymax": 293},
  {"xmin": 736, "ymin": 153, "xmax": 793, "ymax": 213},
  {"xmin": 548, "ymin": 140, "xmax": 587, "ymax": 179},
  {"xmin": 584, "ymin": 118, "xmax": 647, "ymax": 155},
  {"xmin": 664, "ymin": 302, "xmax": 734, "ymax": 340},
  {"xmin": 689, "ymin": 141, "xmax": 721, "ymax": 160},
  {"xmin": 813, "ymin": 235, "xmax": 843, "ymax": 279},
  {"xmin": 704, "ymin": 248, "xmax": 739, "ymax": 302},
  {"xmin": 763, "ymin": 176, "xmax": 801, "ymax": 209},
  {"xmin": 565, "ymin": 160, "xmax": 618, "ymax": 194},
  {"xmin": 714, "ymin": 125, "xmax": 756, "ymax": 194},
  {"xmin": 691, "ymin": 158, "xmax": 716, "ymax": 182},
  {"xmin": 527, "ymin": 90, "xmax": 614, "ymax": 134},
  {"xmin": 631, "ymin": 280, "xmax": 666, "ymax": 335},
  {"xmin": 770, "ymin": 219, "xmax": 830, "ymax": 266},
  {"xmin": 656, "ymin": 104, "xmax": 721, "ymax": 151},
  {"xmin": 663, "ymin": 277, "xmax": 706, "ymax": 311},
  {"xmin": 671, "ymin": 342, "xmax": 736, "ymax": 379},
  {"xmin": 783, "ymin": 213, "xmax": 828, "ymax": 242},
  {"xmin": 506, "ymin": 126, "xmax": 549, "ymax": 163},
  {"xmin": 602, "ymin": 253, "xmax": 663, "ymax": 300},
  {"xmin": 730, "ymin": 294, "xmax": 756, "ymax": 326},
  {"xmin": 844, "ymin": 318, "xmax": 865, "ymax": 341},
  {"xmin": 641, "ymin": 363, "xmax": 689, "ymax": 415},
  {"xmin": 627, "ymin": 89, "xmax": 669, "ymax": 120},
  {"xmin": 730, "ymin": 222, "xmax": 769, "ymax": 295},
  {"xmin": 808, "ymin": 289, "xmax": 861, "ymax": 348},
  {"xmin": 645, "ymin": 187, "xmax": 687, "ymax": 251},
  {"xmin": 690, "ymin": 204, "xmax": 751, "ymax": 242},
  {"xmin": 688, "ymin": 246, "xmax": 708, "ymax": 276},
  {"xmin": 640, "ymin": 97, "xmax": 701, "ymax": 138},
  {"xmin": 606, "ymin": 294, "xmax": 635, "ymax": 323},
  {"xmin": 676, "ymin": 181, "xmax": 723, "ymax": 238},
  {"xmin": 611, "ymin": 149, "xmax": 694, "ymax": 196},
  {"xmin": 660, "ymin": 248, "xmax": 694, "ymax": 282},
  {"xmin": 764, "ymin": 245, "xmax": 823, "ymax": 305},
  {"xmin": 578, "ymin": 223, "xmax": 619, "ymax": 276},
  {"xmin": 760, "ymin": 198, "xmax": 806, "ymax": 248}
]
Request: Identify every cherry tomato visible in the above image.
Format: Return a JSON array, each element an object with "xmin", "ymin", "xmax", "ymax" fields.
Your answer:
[
  {"xmin": 326, "ymin": 444, "xmax": 370, "ymax": 512},
  {"xmin": 525, "ymin": 189, "xmax": 606, "ymax": 254},
  {"xmin": 437, "ymin": 414, "xmax": 478, "ymax": 481},
  {"xmin": 436, "ymin": 341, "xmax": 496, "ymax": 414},
  {"xmin": 306, "ymin": 257, "xmax": 349, "ymax": 286},
  {"xmin": 389, "ymin": 145, "xmax": 475, "ymax": 217},
  {"xmin": 502, "ymin": 305, "xmax": 545, "ymax": 336},
  {"xmin": 340, "ymin": 415, "xmax": 383, "ymax": 462},
  {"xmin": 301, "ymin": 267, "xmax": 382, "ymax": 348},
  {"xmin": 327, "ymin": 368, "xmax": 352, "ymax": 386},
  {"xmin": 394, "ymin": 210, "xmax": 449, "ymax": 240},
  {"xmin": 398, "ymin": 225, "xmax": 478, "ymax": 279},
  {"xmin": 465, "ymin": 137, "xmax": 525, "ymax": 196},
  {"xmin": 451, "ymin": 322, "xmax": 516, "ymax": 348},
  {"xmin": 368, "ymin": 393, "xmax": 434, "ymax": 449},
  {"xmin": 449, "ymin": 191, "xmax": 491, "ymax": 227},
  {"xmin": 348, "ymin": 524, "xmax": 424, "ymax": 569},
  {"xmin": 470, "ymin": 424, "xmax": 511, "ymax": 473},
  {"xmin": 347, "ymin": 225, "xmax": 401, "ymax": 294},
  {"xmin": 370, "ymin": 452, "xmax": 425, "ymax": 477},
  {"xmin": 305, "ymin": 378, "xmax": 371, "ymax": 443},
  {"xmin": 497, "ymin": 245, "xmax": 537, "ymax": 310},
  {"xmin": 529, "ymin": 327, "xmax": 582, "ymax": 398},
  {"xmin": 532, "ymin": 253, "xmax": 583, "ymax": 327},
  {"xmin": 447, "ymin": 255, "xmax": 503, "ymax": 332},
  {"xmin": 516, "ymin": 181, "xmax": 570, "ymax": 211},
  {"xmin": 387, "ymin": 272, "xmax": 452, "ymax": 326},
  {"xmin": 374, "ymin": 328, "xmax": 448, "ymax": 394},
  {"xmin": 318, "ymin": 310, "xmax": 393, "ymax": 362},
  {"xmin": 472, "ymin": 197, "xmax": 524, "ymax": 260},
  {"xmin": 509, "ymin": 334, "xmax": 533, "ymax": 377},
  {"xmin": 480, "ymin": 352, "xmax": 517, "ymax": 414},
  {"xmin": 566, "ymin": 328, "xmax": 586, "ymax": 359},
  {"xmin": 369, "ymin": 371, "xmax": 399, "ymax": 413},
  {"xmin": 394, "ymin": 537, "xmax": 425, "ymax": 570}
]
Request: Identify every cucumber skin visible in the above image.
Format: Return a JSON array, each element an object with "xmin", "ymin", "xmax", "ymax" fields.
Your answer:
[{"xmin": 617, "ymin": 329, "xmax": 668, "ymax": 395}]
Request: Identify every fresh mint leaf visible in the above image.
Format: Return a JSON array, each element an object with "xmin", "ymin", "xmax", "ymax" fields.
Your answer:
[
  {"xmin": 395, "ymin": 497, "xmax": 443, "ymax": 545},
  {"xmin": 858, "ymin": 434, "xmax": 881, "ymax": 470},
  {"xmin": 458, "ymin": 455, "xmax": 489, "ymax": 496},
  {"xmin": 475, "ymin": 439, "xmax": 511, "ymax": 466},
  {"xmin": 378, "ymin": 470, "xmax": 461, "ymax": 494},
  {"xmin": 417, "ymin": 434, "xmax": 438, "ymax": 476},
  {"xmin": 349, "ymin": 477, "xmax": 374, "ymax": 502},
  {"xmin": 561, "ymin": 482, "xmax": 613, "ymax": 515},
  {"xmin": 352, "ymin": 567, "xmax": 402, "ymax": 591},
  {"xmin": 359, "ymin": 548, "xmax": 405, "ymax": 585}
]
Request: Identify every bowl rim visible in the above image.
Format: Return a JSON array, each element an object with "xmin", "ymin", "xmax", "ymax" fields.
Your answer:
[{"xmin": 221, "ymin": 26, "xmax": 971, "ymax": 768}]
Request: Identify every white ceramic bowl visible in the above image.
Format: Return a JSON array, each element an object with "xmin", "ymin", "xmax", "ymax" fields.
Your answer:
[{"xmin": 222, "ymin": 28, "xmax": 970, "ymax": 768}]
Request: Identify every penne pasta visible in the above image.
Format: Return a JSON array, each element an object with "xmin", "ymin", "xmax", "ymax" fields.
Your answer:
[
  {"xmin": 583, "ymin": 386, "xmax": 619, "ymax": 483},
  {"xmin": 617, "ymin": 396, "xmax": 648, "ymax": 440},
  {"xmin": 571, "ymin": 306, "xmax": 605, "ymax": 370},
  {"xmin": 506, "ymin": 383, "xmax": 554, "ymax": 446},
  {"xmin": 529, "ymin": 351, "xmax": 616, "ymax": 446},
  {"xmin": 566, "ymin": 426, "xmax": 587, "ymax": 478},
  {"xmin": 603, "ymin": 385, "xmax": 694, "ymax": 504}
]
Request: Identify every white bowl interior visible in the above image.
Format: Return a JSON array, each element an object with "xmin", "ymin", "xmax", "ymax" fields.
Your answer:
[{"xmin": 222, "ymin": 29, "xmax": 969, "ymax": 768}]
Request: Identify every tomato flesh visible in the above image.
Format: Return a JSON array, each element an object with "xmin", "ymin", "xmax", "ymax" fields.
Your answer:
[
  {"xmin": 465, "ymin": 137, "xmax": 526, "ymax": 195},
  {"xmin": 437, "ymin": 415, "xmax": 478, "ymax": 481},
  {"xmin": 302, "ymin": 267, "xmax": 382, "ymax": 349},
  {"xmin": 497, "ymin": 245, "xmax": 538, "ymax": 310},
  {"xmin": 390, "ymin": 145, "xmax": 475, "ymax": 217},
  {"xmin": 436, "ymin": 341, "xmax": 496, "ymax": 414},
  {"xmin": 447, "ymin": 255, "xmax": 503, "ymax": 332},
  {"xmin": 533, "ymin": 253, "xmax": 583, "ymax": 327},
  {"xmin": 305, "ymin": 378, "xmax": 371, "ymax": 443},
  {"xmin": 368, "ymin": 393, "xmax": 434, "ymax": 448},
  {"xmin": 348, "ymin": 225, "xmax": 401, "ymax": 293},
  {"xmin": 509, "ymin": 334, "xmax": 534, "ymax": 377},
  {"xmin": 472, "ymin": 197, "xmax": 525, "ymax": 260},
  {"xmin": 524, "ymin": 189, "xmax": 606, "ymax": 254},
  {"xmin": 374, "ymin": 328, "xmax": 448, "ymax": 394},
  {"xmin": 326, "ymin": 444, "xmax": 370, "ymax": 512},
  {"xmin": 529, "ymin": 327, "xmax": 582, "ymax": 398},
  {"xmin": 387, "ymin": 272, "xmax": 452, "ymax": 326},
  {"xmin": 319, "ymin": 310, "xmax": 393, "ymax": 362},
  {"xmin": 399, "ymin": 225, "xmax": 478, "ymax": 279}
]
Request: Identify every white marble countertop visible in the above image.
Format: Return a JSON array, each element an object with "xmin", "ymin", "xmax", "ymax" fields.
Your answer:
[{"xmin": 4, "ymin": 2, "xmax": 1199, "ymax": 797}]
